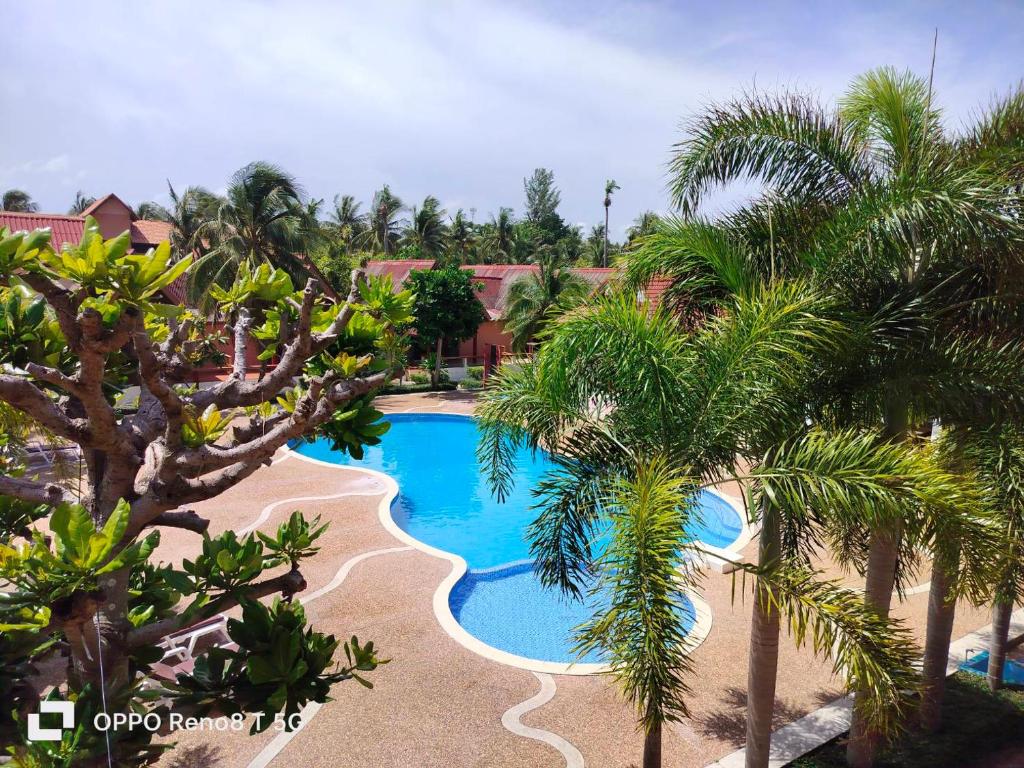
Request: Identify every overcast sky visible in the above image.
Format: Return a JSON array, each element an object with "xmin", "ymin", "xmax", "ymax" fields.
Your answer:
[{"xmin": 2, "ymin": 1, "xmax": 1022, "ymax": 237}]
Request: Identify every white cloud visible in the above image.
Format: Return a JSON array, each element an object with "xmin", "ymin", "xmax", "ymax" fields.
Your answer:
[{"xmin": 1, "ymin": 1, "xmax": 1021, "ymax": 236}]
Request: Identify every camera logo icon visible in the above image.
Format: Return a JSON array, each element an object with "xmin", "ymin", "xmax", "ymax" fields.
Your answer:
[{"xmin": 27, "ymin": 701, "xmax": 75, "ymax": 742}]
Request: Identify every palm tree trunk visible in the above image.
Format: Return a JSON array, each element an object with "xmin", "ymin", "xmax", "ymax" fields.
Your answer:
[
  {"xmin": 745, "ymin": 500, "xmax": 781, "ymax": 768},
  {"xmin": 603, "ymin": 205, "xmax": 610, "ymax": 267},
  {"xmin": 846, "ymin": 526, "xmax": 900, "ymax": 768},
  {"xmin": 919, "ymin": 547, "xmax": 959, "ymax": 731},
  {"xmin": 432, "ymin": 336, "xmax": 443, "ymax": 388},
  {"xmin": 643, "ymin": 721, "xmax": 662, "ymax": 768},
  {"xmin": 988, "ymin": 598, "xmax": 1014, "ymax": 691},
  {"xmin": 847, "ymin": 403, "xmax": 908, "ymax": 768}
]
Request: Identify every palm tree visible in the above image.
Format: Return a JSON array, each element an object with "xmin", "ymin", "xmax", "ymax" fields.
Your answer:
[
  {"xmin": 403, "ymin": 196, "xmax": 448, "ymax": 259},
  {"xmin": 328, "ymin": 194, "xmax": 367, "ymax": 251},
  {"xmin": 630, "ymin": 70, "xmax": 1024, "ymax": 765},
  {"xmin": 68, "ymin": 191, "xmax": 96, "ymax": 215},
  {"xmin": 626, "ymin": 211, "xmax": 662, "ymax": 249},
  {"xmin": 574, "ymin": 457, "xmax": 699, "ymax": 768},
  {"xmin": 501, "ymin": 249, "xmax": 590, "ymax": 351},
  {"xmin": 938, "ymin": 424, "xmax": 1024, "ymax": 692},
  {"xmin": 190, "ymin": 162, "xmax": 310, "ymax": 302},
  {"xmin": 447, "ymin": 209, "xmax": 475, "ymax": 264},
  {"xmin": 1, "ymin": 189, "xmax": 38, "ymax": 213},
  {"xmin": 603, "ymin": 179, "xmax": 620, "ymax": 267},
  {"xmin": 148, "ymin": 183, "xmax": 220, "ymax": 262},
  {"xmin": 480, "ymin": 207, "xmax": 516, "ymax": 264},
  {"xmin": 362, "ymin": 185, "xmax": 404, "ymax": 256},
  {"xmin": 478, "ymin": 285, "xmax": 971, "ymax": 768}
]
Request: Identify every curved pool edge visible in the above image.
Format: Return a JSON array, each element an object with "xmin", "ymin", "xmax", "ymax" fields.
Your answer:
[{"xmin": 283, "ymin": 411, "xmax": 745, "ymax": 676}]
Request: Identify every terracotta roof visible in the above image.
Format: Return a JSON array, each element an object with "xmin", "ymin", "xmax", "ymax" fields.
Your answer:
[
  {"xmin": 363, "ymin": 259, "xmax": 435, "ymax": 287},
  {"xmin": 462, "ymin": 264, "xmax": 617, "ymax": 319},
  {"xmin": 130, "ymin": 219, "xmax": 172, "ymax": 246},
  {"xmin": 0, "ymin": 211, "xmax": 86, "ymax": 251},
  {"xmin": 640, "ymin": 277, "xmax": 673, "ymax": 308}
]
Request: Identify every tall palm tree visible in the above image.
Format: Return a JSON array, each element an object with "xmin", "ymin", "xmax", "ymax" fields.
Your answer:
[
  {"xmin": 603, "ymin": 179, "xmax": 620, "ymax": 267},
  {"xmin": 501, "ymin": 249, "xmax": 590, "ymax": 351},
  {"xmin": 629, "ymin": 70, "xmax": 1024, "ymax": 766},
  {"xmin": 190, "ymin": 162, "xmax": 310, "ymax": 302},
  {"xmin": 361, "ymin": 185, "xmax": 405, "ymax": 256},
  {"xmin": 403, "ymin": 196, "xmax": 448, "ymax": 259},
  {"xmin": 938, "ymin": 424, "xmax": 1024, "ymax": 692},
  {"xmin": 478, "ymin": 285, "xmax": 971, "ymax": 768},
  {"xmin": 68, "ymin": 191, "xmax": 96, "ymax": 215},
  {"xmin": 328, "ymin": 194, "xmax": 367, "ymax": 251},
  {"xmin": 447, "ymin": 209, "xmax": 475, "ymax": 264},
  {"xmin": 1, "ymin": 189, "xmax": 38, "ymax": 213},
  {"xmin": 480, "ymin": 207, "xmax": 516, "ymax": 264}
]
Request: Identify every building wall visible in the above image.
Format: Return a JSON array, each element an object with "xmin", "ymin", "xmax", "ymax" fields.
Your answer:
[{"xmin": 456, "ymin": 319, "xmax": 513, "ymax": 362}]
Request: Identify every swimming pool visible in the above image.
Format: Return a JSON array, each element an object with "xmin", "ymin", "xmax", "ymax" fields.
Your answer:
[{"xmin": 291, "ymin": 413, "xmax": 743, "ymax": 666}]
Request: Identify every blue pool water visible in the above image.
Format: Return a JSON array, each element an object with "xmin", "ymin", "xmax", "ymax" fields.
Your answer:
[{"xmin": 292, "ymin": 413, "xmax": 743, "ymax": 663}]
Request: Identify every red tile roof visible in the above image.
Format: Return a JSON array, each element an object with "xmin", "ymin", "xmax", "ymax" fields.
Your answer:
[
  {"xmin": 0, "ymin": 211, "xmax": 86, "ymax": 251},
  {"xmin": 363, "ymin": 259, "xmax": 435, "ymax": 287},
  {"xmin": 462, "ymin": 264, "xmax": 617, "ymax": 319},
  {"xmin": 130, "ymin": 219, "xmax": 172, "ymax": 246}
]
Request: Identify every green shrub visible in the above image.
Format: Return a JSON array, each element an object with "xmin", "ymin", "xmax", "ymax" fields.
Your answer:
[
  {"xmin": 467, "ymin": 366, "xmax": 484, "ymax": 379},
  {"xmin": 409, "ymin": 372, "xmax": 429, "ymax": 385},
  {"xmin": 458, "ymin": 378, "xmax": 483, "ymax": 391}
]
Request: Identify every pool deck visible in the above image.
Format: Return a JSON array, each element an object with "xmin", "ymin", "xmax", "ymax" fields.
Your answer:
[{"xmin": 153, "ymin": 391, "xmax": 993, "ymax": 768}]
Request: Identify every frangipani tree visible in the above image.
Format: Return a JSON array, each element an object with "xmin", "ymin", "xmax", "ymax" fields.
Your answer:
[
  {"xmin": 0, "ymin": 218, "xmax": 413, "ymax": 765},
  {"xmin": 477, "ymin": 287, "xmax": 985, "ymax": 768}
]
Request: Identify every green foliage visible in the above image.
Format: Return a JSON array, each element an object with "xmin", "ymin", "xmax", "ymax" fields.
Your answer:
[
  {"xmin": 180, "ymin": 404, "xmax": 235, "ymax": 448},
  {"xmin": 405, "ymin": 266, "xmax": 486, "ymax": 351},
  {"xmin": 168, "ymin": 599, "xmax": 385, "ymax": 733},
  {"xmin": 257, "ymin": 511, "xmax": 328, "ymax": 568},
  {"xmin": 409, "ymin": 372, "xmax": 430, "ymax": 385},
  {"xmin": 315, "ymin": 397, "xmax": 390, "ymax": 459},
  {"xmin": 0, "ymin": 283, "xmax": 67, "ymax": 370},
  {"xmin": 575, "ymin": 457, "xmax": 699, "ymax": 732},
  {"xmin": 0, "ymin": 500, "xmax": 159, "ymax": 626}
]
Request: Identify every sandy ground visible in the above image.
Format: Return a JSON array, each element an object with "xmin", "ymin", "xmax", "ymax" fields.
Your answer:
[{"xmin": 146, "ymin": 390, "xmax": 993, "ymax": 768}]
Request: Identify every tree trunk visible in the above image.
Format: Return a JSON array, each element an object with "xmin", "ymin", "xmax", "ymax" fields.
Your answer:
[
  {"xmin": 603, "ymin": 205, "xmax": 610, "ymax": 268},
  {"xmin": 643, "ymin": 721, "xmax": 662, "ymax": 768},
  {"xmin": 988, "ymin": 598, "xmax": 1014, "ymax": 691},
  {"xmin": 846, "ymin": 526, "xmax": 901, "ymax": 768},
  {"xmin": 432, "ymin": 336, "xmax": 443, "ymax": 388},
  {"xmin": 847, "ymin": 403, "xmax": 907, "ymax": 768},
  {"xmin": 919, "ymin": 548, "xmax": 959, "ymax": 731},
  {"xmin": 745, "ymin": 500, "xmax": 781, "ymax": 768}
]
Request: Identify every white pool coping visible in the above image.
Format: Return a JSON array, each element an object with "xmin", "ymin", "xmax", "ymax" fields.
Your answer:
[{"xmin": 284, "ymin": 411, "xmax": 752, "ymax": 676}]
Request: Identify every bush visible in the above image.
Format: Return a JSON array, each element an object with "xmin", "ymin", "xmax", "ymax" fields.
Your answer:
[
  {"xmin": 467, "ymin": 366, "xmax": 485, "ymax": 379},
  {"xmin": 378, "ymin": 383, "xmax": 457, "ymax": 395},
  {"xmin": 409, "ymin": 372, "xmax": 430, "ymax": 385},
  {"xmin": 458, "ymin": 378, "xmax": 483, "ymax": 391}
]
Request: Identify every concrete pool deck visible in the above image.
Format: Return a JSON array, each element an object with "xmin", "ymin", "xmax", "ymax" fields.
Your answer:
[{"xmin": 152, "ymin": 390, "xmax": 993, "ymax": 768}]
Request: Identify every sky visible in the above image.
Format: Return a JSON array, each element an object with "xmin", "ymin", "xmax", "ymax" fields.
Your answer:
[{"xmin": 2, "ymin": 0, "xmax": 1023, "ymax": 238}]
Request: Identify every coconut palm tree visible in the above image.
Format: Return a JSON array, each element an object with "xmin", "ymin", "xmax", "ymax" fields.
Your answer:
[
  {"xmin": 480, "ymin": 207, "xmax": 517, "ymax": 263},
  {"xmin": 628, "ymin": 70, "xmax": 1024, "ymax": 765},
  {"xmin": 447, "ymin": 208, "xmax": 475, "ymax": 264},
  {"xmin": 328, "ymin": 194, "xmax": 368, "ymax": 251},
  {"xmin": 146, "ymin": 183, "xmax": 221, "ymax": 262},
  {"xmin": 190, "ymin": 162, "xmax": 311, "ymax": 303},
  {"xmin": 603, "ymin": 179, "xmax": 620, "ymax": 267},
  {"xmin": 1, "ymin": 189, "xmax": 38, "ymax": 213},
  {"xmin": 68, "ymin": 190, "xmax": 96, "ymax": 215},
  {"xmin": 478, "ymin": 284, "xmax": 980, "ymax": 768},
  {"xmin": 403, "ymin": 196, "xmax": 448, "ymax": 259},
  {"xmin": 361, "ymin": 185, "xmax": 405, "ymax": 256},
  {"xmin": 501, "ymin": 249, "xmax": 591, "ymax": 351}
]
